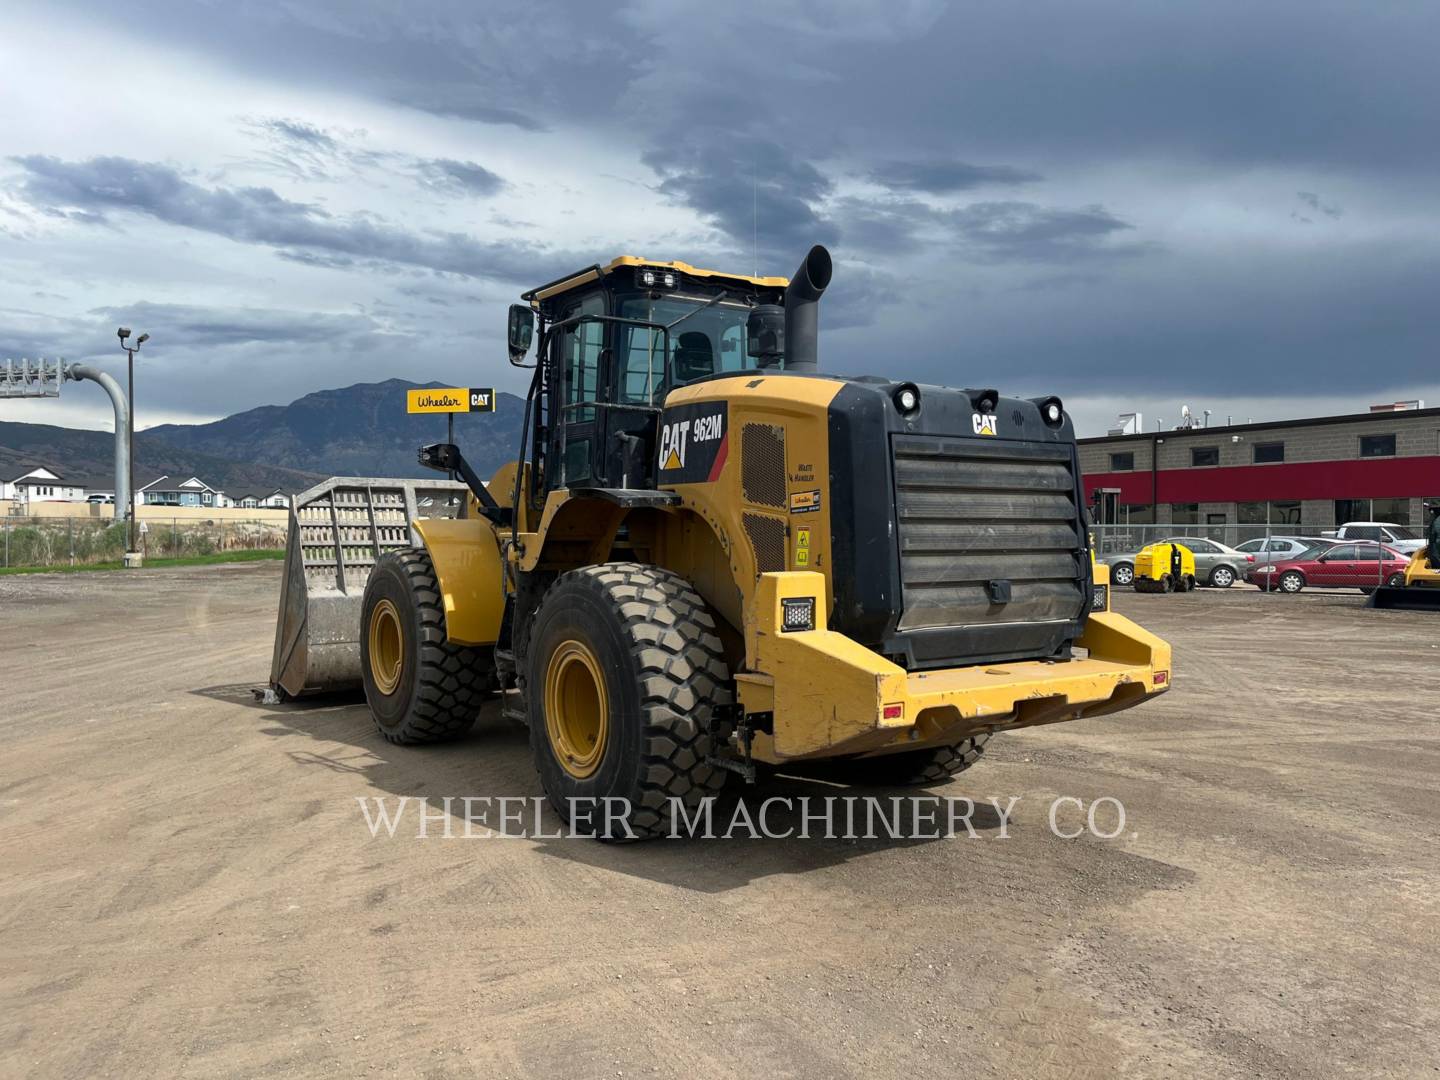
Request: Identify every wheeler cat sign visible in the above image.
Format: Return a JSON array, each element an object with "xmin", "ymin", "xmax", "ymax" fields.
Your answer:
[
  {"xmin": 407, "ymin": 387, "xmax": 496, "ymax": 414},
  {"xmin": 657, "ymin": 401, "xmax": 729, "ymax": 484}
]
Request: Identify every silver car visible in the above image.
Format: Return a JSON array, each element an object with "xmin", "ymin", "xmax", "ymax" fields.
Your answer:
[
  {"xmin": 1103, "ymin": 536, "xmax": 1254, "ymax": 589},
  {"xmin": 1233, "ymin": 536, "xmax": 1331, "ymax": 561}
]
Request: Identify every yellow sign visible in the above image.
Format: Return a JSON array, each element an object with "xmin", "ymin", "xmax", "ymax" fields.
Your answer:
[
  {"xmin": 795, "ymin": 548, "xmax": 810, "ymax": 566},
  {"xmin": 407, "ymin": 387, "xmax": 496, "ymax": 414},
  {"xmin": 796, "ymin": 528, "xmax": 810, "ymax": 548}
]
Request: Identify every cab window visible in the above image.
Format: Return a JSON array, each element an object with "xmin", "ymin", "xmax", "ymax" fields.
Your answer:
[
  {"xmin": 616, "ymin": 295, "xmax": 758, "ymax": 404},
  {"xmin": 563, "ymin": 293, "xmax": 605, "ymax": 423}
]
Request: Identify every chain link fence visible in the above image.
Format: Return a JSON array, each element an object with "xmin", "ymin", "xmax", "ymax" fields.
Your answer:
[
  {"xmin": 1089, "ymin": 523, "xmax": 1331, "ymax": 556},
  {"xmin": 0, "ymin": 516, "xmax": 288, "ymax": 569},
  {"xmin": 1090, "ymin": 523, "xmax": 1405, "ymax": 591}
]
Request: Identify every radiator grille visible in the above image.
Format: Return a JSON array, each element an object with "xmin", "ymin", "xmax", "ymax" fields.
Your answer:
[
  {"xmin": 891, "ymin": 435, "xmax": 1083, "ymax": 634},
  {"xmin": 743, "ymin": 512, "xmax": 788, "ymax": 574},
  {"xmin": 741, "ymin": 423, "xmax": 787, "ymax": 508}
]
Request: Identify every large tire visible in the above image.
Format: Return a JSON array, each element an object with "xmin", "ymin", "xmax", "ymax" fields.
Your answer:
[
  {"xmin": 524, "ymin": 563, "xmax": 730, "ymax": 841},
  {"xmin": 360, "ymin": 549, "xmax": 492, "ymax": 744},
  {"xmin": 793, "ymin": 733, "xmax": 991, "ymax": 787}
]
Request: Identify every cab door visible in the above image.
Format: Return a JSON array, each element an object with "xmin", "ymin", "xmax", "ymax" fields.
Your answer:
[{"xmin": 549, "ymin": 292, "xmax": 605, "ymax": 489}]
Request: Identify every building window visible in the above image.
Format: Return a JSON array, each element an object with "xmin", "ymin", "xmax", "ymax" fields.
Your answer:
[
  {"xmin": 1170, "ymin": 503, "xmax": 1200, "ymax": 525},
  {"xmin": 1122, "ymin": 504, "xmax": 1154, "ymax": 524},
  {"xmin": 1110, "ymin": 452, "xmax": 1135, "ymax": 471},
  {"xmin": 1239, "ymin": 500, "xmax": 1302, "ymax": 525},
  {"xmin": 1370, "ymin": 498, "xmax": 1410, "ymax": 525},
  {"xmin": 1360, "ymin": 434, "xmax": 1396, "ymax": 457},
  {"xmin": 1253, "ymin": 442, "xmax": 1284, "ymax": 463},
  {"xmin": 1191, "ymin": 446, "xmax": 1219, "ymax": 467}
]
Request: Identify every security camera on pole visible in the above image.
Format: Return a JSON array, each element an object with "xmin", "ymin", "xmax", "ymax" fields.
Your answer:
[{"xmin": 117, "ymin": 327, "xmax": 149, "ymax": 567}]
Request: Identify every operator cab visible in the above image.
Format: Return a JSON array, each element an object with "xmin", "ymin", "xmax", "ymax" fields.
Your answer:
[{"xmin": 507, "ymin": 257, "xmax": 795, "ymax": 501}]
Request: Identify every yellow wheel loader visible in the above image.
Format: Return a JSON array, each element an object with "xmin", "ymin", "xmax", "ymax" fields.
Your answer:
[
  {"xmin": 269, "ymin": 245, "xmax": 1172, "ymax": 839},
  {"xmin": 1368, "ymin": 522, "xmax": 1440, "ymax": 609}
]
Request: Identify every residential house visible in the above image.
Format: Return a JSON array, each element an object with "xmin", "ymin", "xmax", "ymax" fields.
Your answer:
[
  {"xmin": 2, "ymin": 466, "xmax": 87, "ymax": 505},
  {"xmin": 232, "ymin": 488, "xmax": 290, "ymax": 509},
  {"xmin": 135, "ymin": 475, "xmax": 227, "ymax": 508}
]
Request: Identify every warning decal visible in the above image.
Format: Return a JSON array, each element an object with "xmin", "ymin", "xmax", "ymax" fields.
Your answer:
[{"xmin": 657, "ymin": 401, "xmax": 729, "ymax": 484}]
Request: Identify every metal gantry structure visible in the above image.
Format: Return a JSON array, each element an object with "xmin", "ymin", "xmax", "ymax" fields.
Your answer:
[{"xmin": 1, "ymin": 357, "xmax": 131, "ymax": 529}]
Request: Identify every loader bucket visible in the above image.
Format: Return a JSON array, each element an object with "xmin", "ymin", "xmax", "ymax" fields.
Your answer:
[
  {"xmin": 268, "ymin": 476, "xmax": 470, "ymax": 699},
  {"xmin": 1367, "ymin": 585, "xmax": 1440, "ymax": 611}
]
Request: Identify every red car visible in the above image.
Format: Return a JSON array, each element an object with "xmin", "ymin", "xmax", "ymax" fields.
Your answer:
[{"xmin": 1248, "ymin": 542, "xmax": 1409, "ymax": 594}]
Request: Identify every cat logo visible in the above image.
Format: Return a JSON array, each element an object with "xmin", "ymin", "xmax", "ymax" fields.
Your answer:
[
  {"xmin": 972, "ymin": 412, "xmax": 998, "ymax": 437},
  {"xmin": 657, "ymin": 402, "xmax": 729, "ymax": 483}
]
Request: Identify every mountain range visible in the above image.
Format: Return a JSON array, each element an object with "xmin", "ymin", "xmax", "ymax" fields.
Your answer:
[{"xmin": 0, "ymin": 379, "xmax": 528, "ymax": 495}]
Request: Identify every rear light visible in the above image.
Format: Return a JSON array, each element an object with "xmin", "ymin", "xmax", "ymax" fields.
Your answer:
[
  {"xmin": 1245, "ymin": 554, "xmax": 1255, "ymax": 562},
  {"xmin": 780, "ymin": 596, "xmax": 816, "ymax": 632},
  {"xmin": 1154, "ymin": 671, "xmax": 1169, "ymax": 686},
  {"xmin": 882, "ymin": 703, "xmax": 904, "ymax": 721}
]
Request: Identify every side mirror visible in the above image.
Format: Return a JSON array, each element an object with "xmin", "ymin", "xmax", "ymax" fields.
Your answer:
[{"xmin": 507, "ymin": 304, "xmax": 535, "ymax": 364}]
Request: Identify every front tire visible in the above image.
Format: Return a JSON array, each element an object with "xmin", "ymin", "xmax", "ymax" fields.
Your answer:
[
  {"xmin": 1112, "ymin": 563, "xmax": 1134, "ymax": 586},
  {"xmin": 360, "ymin": 549, "xmax": 492, "ymax": 744},
  {"xmin": 1279, "ymin": 570, "xmax": 1305, "ymax": 594},
  {"xmin": 525, "ymin": 563, "xmax": 730, "ymax": 841},
  {"xmin": 1209, "ymin": 565, "xmax": 1235, "ymax": 588}
]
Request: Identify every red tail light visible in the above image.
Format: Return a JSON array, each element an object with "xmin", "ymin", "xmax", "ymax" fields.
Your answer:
[{"xmin": 1245, "ymin": 554, "xmax": 1255, "ymax": 562}]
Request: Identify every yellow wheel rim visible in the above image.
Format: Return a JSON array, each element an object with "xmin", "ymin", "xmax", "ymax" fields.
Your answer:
[
  {"xmin": 544, "ymin": 639, "xmax": 609, "ymax": 779},
  {"xmin": 368, "ymin": 599, "xmax": 404, "ymax": 696}
]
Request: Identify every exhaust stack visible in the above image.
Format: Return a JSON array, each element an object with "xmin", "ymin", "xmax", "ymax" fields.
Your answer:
[{"xmin": 783, "ymin": 245, "xmax": 832, "ymax": 373}]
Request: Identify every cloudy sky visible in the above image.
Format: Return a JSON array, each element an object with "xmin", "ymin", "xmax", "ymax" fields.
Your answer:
[{"xmin": 3, "ymin": 0, "xmax": 1438, "ymax": 436}]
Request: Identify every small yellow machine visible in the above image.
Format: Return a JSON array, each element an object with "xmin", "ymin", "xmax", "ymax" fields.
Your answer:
[
  {"xmin": 1132, "ymin": 542, "xmax": 1197, "ymax": 593},
  {"xmin": 270, "ymin": 245, "xmax": 1173, "ymax": 840}
]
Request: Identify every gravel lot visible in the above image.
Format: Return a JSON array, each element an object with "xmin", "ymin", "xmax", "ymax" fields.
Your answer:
[{"xmin": 2, "ymin": 563, "xmax": 1438, "ymax": 1078}]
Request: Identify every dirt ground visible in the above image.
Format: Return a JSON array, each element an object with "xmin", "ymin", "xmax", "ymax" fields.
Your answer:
[{"xmin": 2, "ymin": 563, "xmax": 1438, "ymax": 1079}]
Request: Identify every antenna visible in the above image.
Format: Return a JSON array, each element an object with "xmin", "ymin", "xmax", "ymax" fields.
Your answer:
[{"xmin": 752, "ymin": 170, "xmax": 758, "ymax": 278}]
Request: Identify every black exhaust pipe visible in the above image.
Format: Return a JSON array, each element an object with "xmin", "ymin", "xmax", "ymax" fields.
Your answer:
[{"xmin": 783, "ymin": 245, "xmax": 832, "ymax": 373}]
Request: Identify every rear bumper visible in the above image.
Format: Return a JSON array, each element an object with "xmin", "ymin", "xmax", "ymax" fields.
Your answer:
[{"xmin": 739, "ymin": 572, "xmax": 1171, "ymax": 761}]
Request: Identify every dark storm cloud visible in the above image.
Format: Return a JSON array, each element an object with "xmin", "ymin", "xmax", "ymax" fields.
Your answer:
[
  {"xmin": 866, "ymin": 160, "xmax": 1042, "ymax": 194},
  {"xmin": 949, "ymin": 202, "xmax": 1142, "ymax": 263},
  {"xmin": 89, "ymin": 302, "xmax": 388, "ymax": 348},
  {"xmin": 9, "ymin": 155, "xmax": 576, "ymax": 283},
  {"xmin": 642, "ymin": 137, "xmax": 838, "ymax": 259},
  {"xmin": 832, "ymin": 196, "xmax": 1143, "ymax": 262},
  {"xmin": 416, "ymin": 158, "xmax": 506, "ymax": 197},
  {"xmin": 396, "ymin": 95, "xmax": 546, "ymax": 132}
]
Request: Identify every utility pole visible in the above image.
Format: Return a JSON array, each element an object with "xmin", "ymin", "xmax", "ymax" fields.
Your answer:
[{"xmin": 117, "ymin": 328, "xmax": 149, "ymax": 554}]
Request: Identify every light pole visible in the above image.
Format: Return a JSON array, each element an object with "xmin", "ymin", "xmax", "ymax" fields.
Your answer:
[{"xmin": 117, "ymin": 327, "xmax": 148, "ymax": 553}]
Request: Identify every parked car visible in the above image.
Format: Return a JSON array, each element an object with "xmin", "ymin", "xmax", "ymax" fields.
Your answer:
[
  {"xmin": 1248, "ymin": 542, "xmax": 1409, "ymax": 594},
  {"xmin": 1323, "ymin": 522, "xmax": 1425, "ymax": 555},
  {"xmin": 1102, "ymin": 536, "xmax": 1254, "ymax": 588},
  {"xmin": 1233, "ymin": 536, "xmax": 1331, "ymax": 560},
  {"xmin": 85, "ymin": 493, "xmax": 115, "ymax": 505}
]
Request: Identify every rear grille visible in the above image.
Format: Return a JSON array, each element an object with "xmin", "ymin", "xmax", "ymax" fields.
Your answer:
[
  {"xmin": 741, "ymin": 423, "xmax": 787, "ymax": 508},
  {"xmin": 891, "ymin": 435, "xmax": 1084, "ymax": 636},
  {"xmin": 743, "ymin": 512, "xmax": 788, "ymax": 573}
]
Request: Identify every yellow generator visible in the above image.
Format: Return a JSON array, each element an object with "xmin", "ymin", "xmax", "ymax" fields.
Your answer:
[
  {"xmin": 1131, "ymin": 542, "xmax": 1197, "ymax": 593},
  {"xmin": 270, "ymin": 245, "xmax": 1172, "ymax": 840}
]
